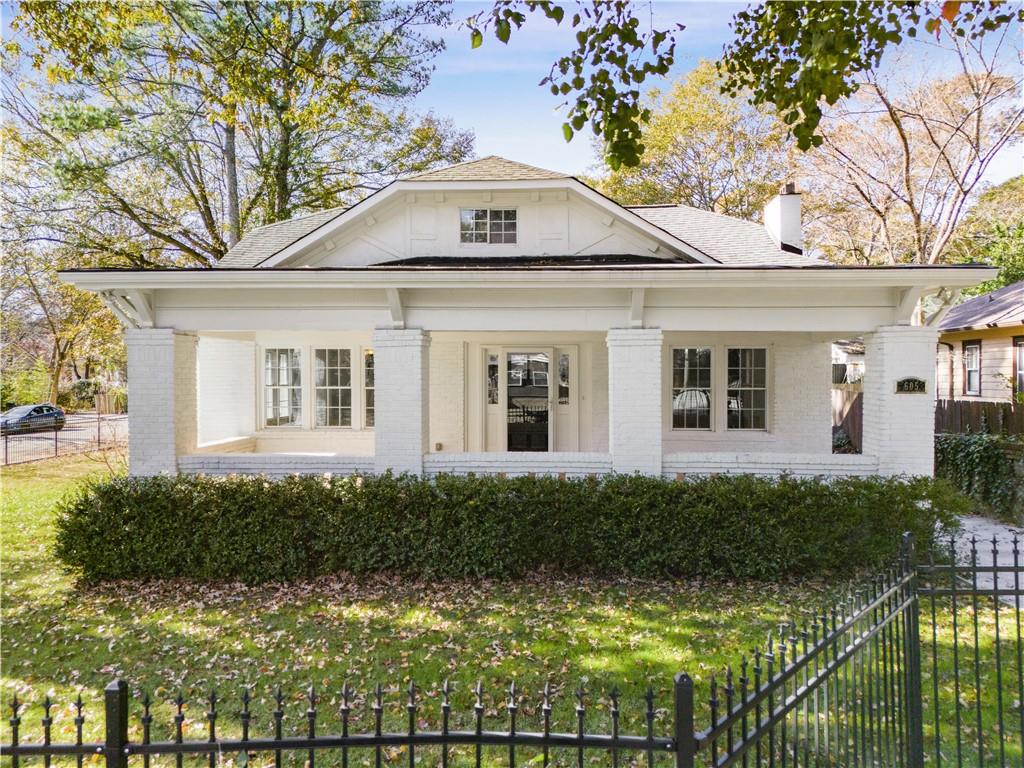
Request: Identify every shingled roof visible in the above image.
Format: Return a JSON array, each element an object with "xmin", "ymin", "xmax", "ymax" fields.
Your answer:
[
  {"xmin": 406, "ymin": 155, "xmax": 568, "ymax": 182},
  {"xmin": 216, "ymin": 207, "xmax": 347, "ymax": 268},
  {"xmin": 627, "ymin": 204, "xmax": 813, "ymax": 266},
  {"xmin": 940, "ymin": 280, "xmax": 1024, "ymax": 332},
  {"xmin": 215, "ymin": 155, "xmax": 815, "ymax": 268}
]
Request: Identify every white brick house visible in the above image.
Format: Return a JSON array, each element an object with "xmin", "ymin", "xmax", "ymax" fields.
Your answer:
[{"xmin": 62, "ymin": 157, "xmax": 993, "ymax": 479}]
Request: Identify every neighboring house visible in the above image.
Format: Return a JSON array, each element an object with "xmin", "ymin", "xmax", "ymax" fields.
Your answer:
[
  {"xmin": 831, "ymin": 340, "xmax": 865, "ymax": 385},
  {"xmin": 61, "ymin": 156, "xmax": 993, "ymax": 479},
  {"xmin": 936, "ymin": 281, "xmax": 1024, "ymax": 403}
]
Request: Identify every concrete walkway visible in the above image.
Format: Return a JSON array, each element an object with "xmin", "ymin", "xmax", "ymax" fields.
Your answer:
[{"xmin": 951, "ymin": 516, "xmax": 1024, "ymax": 606}]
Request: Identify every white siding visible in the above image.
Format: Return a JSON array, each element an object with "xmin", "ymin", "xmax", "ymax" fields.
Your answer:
[{"xmin": 302, "ymin": 190, "xmax": 668, "ymax": 266}]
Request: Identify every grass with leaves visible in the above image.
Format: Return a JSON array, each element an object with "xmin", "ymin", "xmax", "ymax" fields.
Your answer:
[{"xmin": 0, "ymin": 455, "xmax": 1018, "ymax": 767}]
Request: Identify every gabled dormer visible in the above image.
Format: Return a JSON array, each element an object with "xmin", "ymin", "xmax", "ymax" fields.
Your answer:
[{"xmin": 216, "ymin": 156, "xmax": 718, "ymax": 268}]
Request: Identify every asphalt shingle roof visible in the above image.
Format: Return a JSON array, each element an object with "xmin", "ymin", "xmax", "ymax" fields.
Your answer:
[
  {"xmin": 406, "ymin": 155, "xmax": 568, "ymax": 182},
  {"xmin": 626, "ymin": 204, "xmax": 814, "ymax": 266},
  {"xmin": 215, "ymin": 157, "xmax": 816, "ymax": 268},
  {"xmin": 940, "ymin": 280, "xmax": 1024, "ymax": 331},
  {"xmin": 216, "ymin": 208, "xmax": 347, "ymax": 268}
]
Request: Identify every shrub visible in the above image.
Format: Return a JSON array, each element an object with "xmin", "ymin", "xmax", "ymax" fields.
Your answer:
[
  {"xmin": 54, "ymin": 473, "xmax": 968, "ymax": 584},
  {"xmin": 935, "ymin": 433, "xmax": 1024, "ymax": 523}
]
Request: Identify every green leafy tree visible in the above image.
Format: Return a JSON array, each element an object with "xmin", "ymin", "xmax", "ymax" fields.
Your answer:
[
  {"xmin": 594, "ymin": 60, "xmax": 792, "ymax": 219},
  {"xmin": 960, "ymin": 224, "xmax": 1024, "ymax": 297},
  {"xmin": 1, "ymin": 243, "xmax": 122, "ymax": 404},
  {"xmin": 6, "ymin": 1, "xmax": 473, "ymax": 266},
  {"xmin": 470, "ymin": 0, "xmax": 1022, "ymax": 167}
]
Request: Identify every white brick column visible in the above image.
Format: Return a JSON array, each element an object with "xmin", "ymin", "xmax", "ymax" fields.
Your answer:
[
  {"xmin": 126, "ymin": 328, "xmax": 198, "ymax": 476},
  {"xmin": 373, "ymin": 328, "xmax": 429, "ymax": 475},
  {"xmin": 862, "ymin": 325, "xmax": 939, "ymax": 476},
  {"xmin": 607, "ymin": 328, "xmax": 663, "ymax": 475}
]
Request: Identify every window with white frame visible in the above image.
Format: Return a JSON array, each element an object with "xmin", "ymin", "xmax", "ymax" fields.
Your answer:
[
  {"xmin": 963, "ymin": 341, "xmax": 981, "ymax": 395},
  {"xmin": 727, "ymin": 348, "xmax": 768, "ymax": 430},
  {"xmin": 313, "ymin": 348, "xmax": 352, "ymax": 427},
  {"xmin": 459, "ymin": 209, "xmax": 517, "ymax": 244},
  {"xmin": 672, "ymin": 347, "xmax": 712, "ymax": 429},
  {"xmin": 1016, "ymin": 337, "xmax": 1024, "ymax": 395},
  {"xmin": 264, "ymin": 348, "xmax": 302, "ymax": 427},
  {"xmin": 364, "ymin": 350, "xmax": 375, "ymax": 428}
]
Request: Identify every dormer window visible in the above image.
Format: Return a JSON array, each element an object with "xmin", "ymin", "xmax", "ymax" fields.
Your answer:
[{"xmin": 460, "ymin": 208, "xmax": 517, "ymax": 244}]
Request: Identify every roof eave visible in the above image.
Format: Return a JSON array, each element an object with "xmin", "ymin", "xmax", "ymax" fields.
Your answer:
[{"xmin": 59, "ymin": 264, "xmax": 999, "ymax": 292}]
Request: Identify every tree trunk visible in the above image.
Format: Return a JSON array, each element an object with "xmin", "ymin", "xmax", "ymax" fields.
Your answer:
[
  {"xmin": 273, "ymin": 119, "xmax": 293, "ymax": 221},
  {"xmin": 224, "ymin": 112, "xmax": 241, "ymax": 247},
  {"xmin": 48, "ymin": 344, "xmax": 68, "ymax": 404}
]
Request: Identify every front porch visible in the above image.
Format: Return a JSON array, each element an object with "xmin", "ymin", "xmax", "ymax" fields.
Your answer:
[{"xmin": 127, "ymin": 324, "xmax": 937, "ymax": 479}]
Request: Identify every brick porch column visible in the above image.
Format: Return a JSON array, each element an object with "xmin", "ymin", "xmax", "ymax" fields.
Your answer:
[
  {"xmin": 125, "ymin": 328, "xmax": 197, "ymax": 476},
  {"xmin": 862, "ymin": 325, "xmax": 939, "ymax": 477},
  {"xmin": 373, "ymin": 328, "xmax": 429, "ymax": 475},
  {"xmin": 607, "ymin": 328, "xmax": 663, "ymax": 475}
]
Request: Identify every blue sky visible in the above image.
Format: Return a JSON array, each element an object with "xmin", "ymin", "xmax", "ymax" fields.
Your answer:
[
  {"xmin": 415, "ymin": 1, "xmax": 746, "ymax": 175},
  {"xmin": 416, "ymin": 1, "xmax": 1023, "ymax": 183}
]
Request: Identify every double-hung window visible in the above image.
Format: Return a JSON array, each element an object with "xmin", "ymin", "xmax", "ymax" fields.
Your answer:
[
  {"xmin": 265, "ymin": 348, "xmax": 302, "ymax": 427},
  {"xmin": 460, "ymin": 209, "xmax": 517, "ymax": 244},
  {"xmin": 727, "ymin": 348, "xmax": 768, "ymax": 430},
  {"xmin": 364, "ymin": 350, "xmax": 375, "ymax": 428},
  {"xmin": 672, "ymin": 348, "xmax": 712, "ymax": 429},
  {"xmin": 1015, "ymin": 337, "xmax": 1024, "ymax": 396},
  {"xmin": 963, "ymin": 341, "xmax": 981, "ymax": 395},
  {"xmin": 313, "ymin": 348, "xmax": 352, "ymax": 427}
]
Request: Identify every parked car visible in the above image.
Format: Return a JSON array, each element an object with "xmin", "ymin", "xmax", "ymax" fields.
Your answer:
[{"xmin": 0, "ymin": 403, "xmax": 66, "ymax": 435}]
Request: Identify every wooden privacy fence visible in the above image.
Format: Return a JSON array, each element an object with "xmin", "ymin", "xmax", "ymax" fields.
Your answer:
[
  {"xmin": 831, "ymin": 389, "xmax": 863, "ymax": 451},
  {"xmin": 935, "ymin": 399, "xmax": 1024, "ymax": 435}
]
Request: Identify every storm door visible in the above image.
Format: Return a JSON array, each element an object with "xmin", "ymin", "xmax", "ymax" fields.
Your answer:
[{"xmin": 505, "ymin": 351, "xmax": 551, "ymax": 451}]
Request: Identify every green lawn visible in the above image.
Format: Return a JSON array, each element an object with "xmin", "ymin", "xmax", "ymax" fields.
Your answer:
[{"xmin": 0, "ymin": 455, "xmax": 1018, "ymax": 767}]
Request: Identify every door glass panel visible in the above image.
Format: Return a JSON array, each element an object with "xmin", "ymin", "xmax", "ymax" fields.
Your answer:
[
  {"xmin": 507, "ymin": 352, "xmax": 549, "ymax": 452},
  {"xmin": 487, "ymin": 353, "xmax": 499, "ymax": 405},
  {"xmin": 558, "ymin": 353, "xmax": 570, "ymax": 405}
]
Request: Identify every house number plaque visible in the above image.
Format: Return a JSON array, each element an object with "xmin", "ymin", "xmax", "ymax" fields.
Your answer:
[{"xmin": 895, "ymin": 377, "xmax": 927, "ymax": 394}]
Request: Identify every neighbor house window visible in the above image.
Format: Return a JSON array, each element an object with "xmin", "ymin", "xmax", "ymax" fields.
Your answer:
[
  {"xmin": 460, "ymin": 209, "xmax": 517, "ymax": 244},
  {"xmin": 1015, "ymin": 337, "xmax": 1024, "ymax": 396},
  {"xmin": 727, "ymin": 348, "xmax": 768, "ymax": 430},
  {"xmin": 264, "ymin": 348, "xmax": 302, "ymax": 427},
  {"xmin": 963, "ymin": 341, "xmax": 981, "ymax": 395},
  {"xmin": 672, "ymin": 347, "xmax": 712, "ymax": 429},
  {"xmin": 364, "ymin": 350, "xmax": 375, "ymax": 427},
  {"xmin": 313, "ymin": 348, "xmax": 352, "ymax": 427}
]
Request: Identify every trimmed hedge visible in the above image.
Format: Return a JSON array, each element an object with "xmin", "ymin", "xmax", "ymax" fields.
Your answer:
[
  {"xmin": 54, "ymin": 473, "xmax": 968, "ymax": 584},
  {"xmin": 935, "ymin": 433, "xmax": 1024, "ymax": 522}
]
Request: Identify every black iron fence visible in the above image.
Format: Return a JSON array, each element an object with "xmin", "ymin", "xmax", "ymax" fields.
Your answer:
[
  {"xmin": 3, "ymin": 534, "xmax": 1022, "ymax": 768},
  {"xmin": 2, "ymin": 413, "xmax": 126, "ymax": 466}
]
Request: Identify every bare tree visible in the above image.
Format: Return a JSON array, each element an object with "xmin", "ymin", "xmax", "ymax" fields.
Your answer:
[{"xmin": 803, "ymin": 32, "xmax": 1023, "ymax": 264}]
